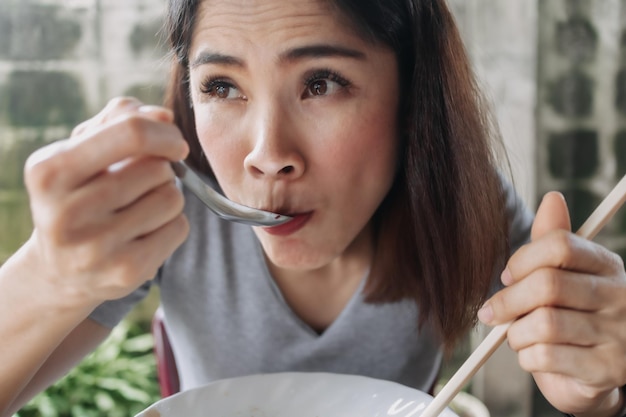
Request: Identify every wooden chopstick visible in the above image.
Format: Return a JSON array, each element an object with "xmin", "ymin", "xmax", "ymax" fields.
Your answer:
[{"xmin": 420, "ymin": 174, "xmax": 626, "ymax": 417}]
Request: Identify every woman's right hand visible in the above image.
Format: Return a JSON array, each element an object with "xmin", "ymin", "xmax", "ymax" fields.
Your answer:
[{"xmin": 23, "ymin": 97, "xmax": 190, "ymax": 309}]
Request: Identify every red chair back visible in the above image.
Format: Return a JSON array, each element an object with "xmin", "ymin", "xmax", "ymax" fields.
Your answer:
[{"xmin": 151, "ymin": 308, "xmax": 180, "ymax": 397}]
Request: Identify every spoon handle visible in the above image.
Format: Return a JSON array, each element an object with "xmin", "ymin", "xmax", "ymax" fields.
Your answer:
[
  {"xmin": 171, "ymin": 160, "xmax": 291, "ymax": 227},
  {"xmin": 420, "ymin": 173, "xmax": 626, "ymax": 417}
]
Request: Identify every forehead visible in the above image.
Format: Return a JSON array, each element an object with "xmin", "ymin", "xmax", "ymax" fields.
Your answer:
[{"xmin": 190, "ymin": 0, "xmax": 367, "ymax": 58}]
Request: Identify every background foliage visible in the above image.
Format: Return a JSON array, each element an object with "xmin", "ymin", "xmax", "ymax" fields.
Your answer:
[{"xmin": 14, "ymin": 319, "xmax": 160, "ymax": 417}]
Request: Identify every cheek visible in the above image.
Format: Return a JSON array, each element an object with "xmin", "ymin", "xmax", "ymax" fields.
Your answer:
[
  {"xmin": 326, "ymin": 110, "xmax": 399, "ymax": 183},
  {"xmin": 193, "ymin": 110, "xmax": 245, "ymax": 182}
]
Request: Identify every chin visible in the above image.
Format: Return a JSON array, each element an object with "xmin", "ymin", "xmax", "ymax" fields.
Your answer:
[{"xmin": 263, "ymin": 245, "xmax": 331, "ymax": 271}]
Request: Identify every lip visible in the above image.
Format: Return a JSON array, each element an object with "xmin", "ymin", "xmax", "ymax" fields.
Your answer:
[{"xmin": 262, "ymin": 212, "xmax": 313, "ymax": 236}]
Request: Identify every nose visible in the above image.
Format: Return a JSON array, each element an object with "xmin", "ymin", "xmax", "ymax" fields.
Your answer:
[{"xmin": 243, "ymin": 106, "xmax": 305, "ymax": 180}]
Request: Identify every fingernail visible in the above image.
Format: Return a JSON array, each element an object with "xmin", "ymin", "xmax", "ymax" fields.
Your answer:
[
  {"xmin": 501, "ymin": 268, "xmax": 513, "ymax": 286},
  {"xmin": 477, "ymin": 302, "xmax": 493, "ymax": 324}
]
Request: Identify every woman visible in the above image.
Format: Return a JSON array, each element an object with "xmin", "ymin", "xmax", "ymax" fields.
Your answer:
[{"xmin": 1, "ymin": 1, "xmax": 625, "ymax": 416}]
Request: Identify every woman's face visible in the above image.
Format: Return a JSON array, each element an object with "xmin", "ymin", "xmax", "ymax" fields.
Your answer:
[{"xmin": 188, "ymin": 0, "xmax": 400, "ymax": 272}]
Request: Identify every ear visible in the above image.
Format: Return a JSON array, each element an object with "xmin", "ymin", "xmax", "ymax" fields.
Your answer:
[{"xmin": 531, "ymin": 191, "xmax": 572, "ymax": 241}]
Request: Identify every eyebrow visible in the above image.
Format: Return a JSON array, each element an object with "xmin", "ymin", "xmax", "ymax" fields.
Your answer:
[
  {"xmin": 190, "ymin": 44, "xmax": 366, "ymax": 69},
  {"xmin": 190, "ymin": 52, "xmax": 244, "ymax": 68},
  {"xmin": 280, "ymin": 44, "xmax": 366, "ymax": 62}
]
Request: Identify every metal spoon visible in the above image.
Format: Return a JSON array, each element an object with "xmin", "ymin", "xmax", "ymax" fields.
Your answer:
[{"xmin": 171, "ymin": 161, "xmax": 292, "ymax": 227}]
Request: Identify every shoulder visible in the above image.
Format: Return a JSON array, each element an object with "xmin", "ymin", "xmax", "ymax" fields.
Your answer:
[{"xmin": 499, "ymin": 174, "xmax": 534, "ymax": 254}]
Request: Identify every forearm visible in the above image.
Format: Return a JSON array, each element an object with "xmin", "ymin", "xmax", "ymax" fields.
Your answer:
[{"xmin": 0, "ymin": 238, "xmax": 98, "ymax": 415}]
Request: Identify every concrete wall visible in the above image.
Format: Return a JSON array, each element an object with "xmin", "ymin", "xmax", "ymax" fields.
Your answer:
[
  {"xmin": 0, "ymin": 0, "xmax": 168, "ymax": 260},
  {"xmin": 0, "ymin": 0, "xmax": 167, "ymax": 159},
  {"xmin": 537, "ymin": 0, "xmax": 626, "ymax": 255}
]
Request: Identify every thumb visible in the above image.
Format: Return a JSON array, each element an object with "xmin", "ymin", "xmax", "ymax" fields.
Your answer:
[{"xmin": 531, "ymin": 191, "xmax": 572, "ymax": 240}]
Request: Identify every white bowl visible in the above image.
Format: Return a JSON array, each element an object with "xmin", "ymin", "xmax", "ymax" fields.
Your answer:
[{"xmin": 135, "ymin": 372, "xmax": 459, "ymax": 417}]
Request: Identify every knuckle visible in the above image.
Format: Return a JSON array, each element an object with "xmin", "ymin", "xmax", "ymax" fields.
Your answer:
[
  {"xmin": 150, "ymin": 159, "xmax": 176, "ymax": 182},
  {"xmin": 604, "ymin": 248, "xmax": 625, "ymax": 274},
  {"xmin": 534, "ymin": 268, "xmax": 564, "ymax": 305},
  {"xmin": 159, "ymin": 182, "xmax": 185, "ymax": 210},
  {"xmin": 113, "ymin": 259, "xmax": 141, "ymax": 285},
  {"xmin": 107, "ymin": 96, "xmax": 141, "ymax": 111},
  {"xmin": 25, "ymin": 152, "xmax": 63, "ymax": 192},
  {"xmin": 48, "ymin": 210, "xmax": 81, "ymax": 246},
  {"xmin": 529, "ymin": 344, "xmax": 553, "ymax": 370},
  {"xmin": 597, "ymin": 347, "xmax": 626, "ymax": 386},
  {"xmin": 176, "ymin": 214, "xmax": 190, "ymax": 240},
  {"xmin": 69, "ymin": 241, "xmax": 106, "ymax": 274},
  {"xmin": 38, "ymin": 214, "xmax": 67, "ymax": 246},
  {"xmin": 552, "ymin": 231, "xmax": 576, "ymax": 264},
  {"xmin": 488, "ymin": 292, "xmax": 508, "ymax": 316},
  {"xmin": 116, "ymin": 250, "xmax": 158, "ymax": 284},
  {"xmin": 161, "ymin": 214, "xmax": 190, "ymax": 255},
  {"xmin": 34, "ymin": 201, "xmax": 82, "ymax": 247},
  {"xmin": 71, "ymin": 120, "xmax": 89, "ymax": 137},
  {"xmin": 171, "ymin": 185, "xmax": 186, "ymax": 211},
  {"xmin": 535, "ymin": 307, "xmax": 560, "ymax": 341},
  {"xmin": 120, "ymin": 115, "xmax": 150, "ymax": 151}
]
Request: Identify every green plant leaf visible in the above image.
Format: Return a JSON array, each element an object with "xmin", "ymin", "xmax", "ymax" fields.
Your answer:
[
  {"xmin": 122, "ymin": 334, "xmax": 155, "ymax": 353},
  {"xmin": 16, "ymin": 318, "xmax": 160, "ymax": 417},
  {"xmin": 97, "ymin": 378, "xmax": 152, "ymax": 403}
]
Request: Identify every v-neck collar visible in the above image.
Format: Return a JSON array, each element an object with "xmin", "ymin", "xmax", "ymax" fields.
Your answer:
[{"xmin": 250, "ymin": 233, "xmax": 369, "ymax": 339}]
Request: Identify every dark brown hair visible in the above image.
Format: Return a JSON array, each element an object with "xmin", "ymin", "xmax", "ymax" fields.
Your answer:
[{"xmin": 163, "ymin": 0, "xmax": 509, "ymax": 351}]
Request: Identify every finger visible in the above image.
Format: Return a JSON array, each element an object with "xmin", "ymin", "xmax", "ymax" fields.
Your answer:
[
  {"xmin": 80, "ymin": 98, "xmax": 173, "ymax": 132},
  {"xmin": 71, "ymin": 97, "xmax": 145, "ymax": 138},
  {"xmin": 82, "ymin": 213, "xmax": 189, "ymax": 302},
  {"xmin": 501, "ymin": 191, "xmax": 571, "ymax": 284},
  {"xmin": 507, "ymin": 307, "xmax": 602, "ymax": 351},
  {"xmin": 73, "ymin": 97, "xmax": 175, "ymax": 135},
  {"xmin": 111, "ymin": 180, "xmax": 185, "ymax": 242},
  {"xmin": 480, "ymin": 268, "xmax": 615, "ymax": 324},
  {"xmin": 44, "ymin": 181, "xmax": 184, "ymax": 275},
  {"xmin": 531, "ymin": 191, "xmax": 571, "ymax": 240},
  {"xmin": 71, "ymin": 114, "xmax": 187, "ymax": 183},
  {"xmin": 504, "ymin": 231, "xmax": 623, "ymax": 286},
  {"xmin": 68, "ymin": 157, "xmax": 178, "ymax": 217},
  {"xmin": 31, "ymin": 96, "xmax": 184, "ymax": 193},
  {"xmin": 518, "ymin": 344, "xmax": 623, "ymax": 388},
  {"xmin": 116, "ymin": 213, "xmax": 189, "ymax": 286},
  {"xmin": 494, "ymin": 191, "xmax": 574, "ymax": 287},
  {"xmin": 29, "ymin": 116, "xmax": 188, "ymax": 194},
  {"xmin": 27, "ymin": 97, "xmax": 146, "ymax": 193}
]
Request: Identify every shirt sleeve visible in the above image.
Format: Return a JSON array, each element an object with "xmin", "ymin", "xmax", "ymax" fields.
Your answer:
[
  {"xmin": 88, "ymin": 279, "xmax": 154, "ymax": 328},
  {"xmin": 502, "ymin": 176, "xmax": 534, "ymax": 256},
  {"xmin": 488, "ymin": 175, "xmax": 534, "ymax": 295}
]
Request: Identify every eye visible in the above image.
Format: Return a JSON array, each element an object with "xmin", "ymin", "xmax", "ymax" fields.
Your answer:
[
  {"xmin": 302, "ymin": 70, "xmax": 351, "ymax": 99},
  {"xmin": 199, "ymin": 77, "xmax": 245, "ymax": 100}
]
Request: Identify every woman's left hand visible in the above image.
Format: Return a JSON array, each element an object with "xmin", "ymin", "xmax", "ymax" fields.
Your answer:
[{"xmin": 478, "ymin": 192, "xmax": 626, "ymax": 417}]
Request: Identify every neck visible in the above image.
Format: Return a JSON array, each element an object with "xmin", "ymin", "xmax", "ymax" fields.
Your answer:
[{"xmin": 264, "ymin": 224, "xmax": 375, "ymax": 332}]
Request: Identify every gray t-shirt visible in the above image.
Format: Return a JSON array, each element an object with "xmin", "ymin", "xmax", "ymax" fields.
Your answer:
[{"xmin": 90, "ymin": 178, "xmax": 532, "ymax": 392}]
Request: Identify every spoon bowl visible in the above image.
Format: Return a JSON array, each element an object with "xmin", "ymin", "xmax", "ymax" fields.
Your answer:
[{"xmin": 171, "ymin": 161, "xmax": 292, "ymax": 227}]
